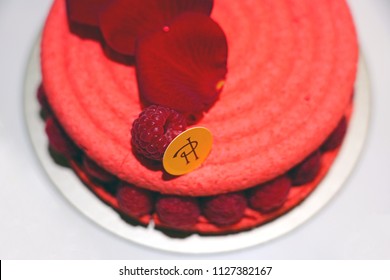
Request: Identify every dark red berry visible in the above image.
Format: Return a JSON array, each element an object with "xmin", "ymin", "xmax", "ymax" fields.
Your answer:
[
  {"xmin": 202, "ymin": 192, "xmax": 247, "ymax": 226},
  {"xmin": 37, "ymin": 84, "xmax": 47, "ymax": 107},
  {"xmin": 249, "ymin": 175, "xmax": 291, "ymax": 213},
  {"xmin": 131, "ymin": 105, "xmax": 186, "ymax": 160},
  {"xmin": 321, "ymin": 116, "xmax": 347, "ymax": 151},
  {"xmin": 82, "ymin": 156, "xmax": 117, "ymax": 183},
  {"xmin": 156, "ymin": 195, "xmax": 200, "ymax": 228},
  {"xmin": 37, "ymin": 84, "xmax": 51, "ymax": 117},
  {"xmin": 45, "ymin": 116, "xmax": 79, "ymax": 158},
  {"xmin": 117, "ymin": 183, "xmax": 155, "ymax": 217},
  {"xmin": 289, "ymin": 150, "xmax": 322, "ymax": 186}
]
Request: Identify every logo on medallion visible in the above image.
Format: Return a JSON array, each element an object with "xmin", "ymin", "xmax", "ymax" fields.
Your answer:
[
  {"xmin": 163, "ymin": 127, "xmax": 213, "ymax": 176},
  {"xmin": 173, "ymin": 137, "xmax": 199, "ymax": 164}
]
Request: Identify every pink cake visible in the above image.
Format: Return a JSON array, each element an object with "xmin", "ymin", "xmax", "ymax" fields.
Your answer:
[{"xmin": 39, "ymin": 0, "xmax": 358, "ymax": 233}]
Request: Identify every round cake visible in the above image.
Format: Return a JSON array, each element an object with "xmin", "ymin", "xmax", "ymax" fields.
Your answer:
[{"xmin": 39, "ymin": 0, "xmax": 358, "ymax": 233}]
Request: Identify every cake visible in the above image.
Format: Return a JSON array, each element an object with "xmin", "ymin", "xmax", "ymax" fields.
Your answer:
[{"xmin": 39, "ymin": 0, "xmax": 358, "ymax": 234}]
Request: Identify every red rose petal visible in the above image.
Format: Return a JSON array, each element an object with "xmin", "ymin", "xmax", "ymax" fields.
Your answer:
[
  {"xmin": 136, "ymin": 12, "xmax": 228, "ymax": 121},
  {"xmin": 99, "ymin": 0, "xmax": 213, "ymax": 55},
  {"xmin": 66, "ymin": 0, "xmax": 109, "ymax": 26}
]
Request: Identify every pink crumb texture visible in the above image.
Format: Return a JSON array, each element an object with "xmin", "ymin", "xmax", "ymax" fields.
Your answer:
[
  {"xmin": 41, "ymin": 0, "xmax": 357, "ymax": 196},
  {"xmin": 40, "ymin": 0, "xmax": 357, "ymax": 233}
]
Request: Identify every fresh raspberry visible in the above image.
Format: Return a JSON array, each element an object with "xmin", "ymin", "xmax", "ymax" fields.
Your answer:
[
  {"xmin": 321, "ymin": 116, "xmax": 347, "ymax": 151},
  {"xmin": 289, "ymin": 150, "xmax": 322, "ymax": 186},
  {"xmin": 37, "ymin": 84, "xmax": 47, "ymax": 107},
  {"xmin": 82, "ymin": 155, "xmax": 117, "ymax": 183},
  {"xmin": 45, "ymin": 116, "xmax": 79, "ymax": 158},
  {"xmin": 248, "ymin": 175, "xmax": 291, "ymax": 213},
  {"xmin": 131, "ymin": 105, "xmax": 186, "ymax": 160},
  {"xmin": 37, "ymin": 84, "xmax": 51, "ymax": 117},
  {"xmin": 117, "ymin": 183, "xmax": 155, "ymax": 217},
  {"xmin": 202, "ymin": 192, "xmax": 247, "ymax": 226},
  {"xmin": 156, "ymin": 195, "xmax": 200, "ymax": 228}
]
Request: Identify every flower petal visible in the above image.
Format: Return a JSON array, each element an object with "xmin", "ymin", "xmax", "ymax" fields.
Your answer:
[
  {"xmin": 66, "ymin": 0, "xmax": 110, "ymax": 26},
  {"xmin": 99, "ymin": 0, "xmax": 213, "ymax": 55},
  {"xmin": 136, "ymin": 12, "xmax": 228, "ymax": 122}
]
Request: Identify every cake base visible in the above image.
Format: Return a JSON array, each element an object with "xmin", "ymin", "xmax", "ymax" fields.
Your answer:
[{"xmin": 25, "ymin": 36, "xmax": 370, "ymax": 253}]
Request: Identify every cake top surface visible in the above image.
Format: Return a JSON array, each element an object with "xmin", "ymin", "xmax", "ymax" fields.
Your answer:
[{"xmin": 41, "ymin": 0, "xmax": 358, "ymax": 196}]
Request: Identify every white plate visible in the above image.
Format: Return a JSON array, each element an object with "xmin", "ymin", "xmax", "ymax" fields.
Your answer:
[{"xmin": 24, "ymin": 37, "xmax": 370, "ymax": 254}]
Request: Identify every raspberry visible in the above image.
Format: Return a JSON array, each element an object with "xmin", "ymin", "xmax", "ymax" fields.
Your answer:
[
  {"xmin": 248, "ymin": 175, "xmax": 291, "ymax": 213},
  {"xmin": 156, "ymin": 195, "xmax": 200, "ymax": 228},
  {"xmin": 37, "ymin": 84, "xmax": 51, "ymax": 117},
  {"xmin": 45, "ymin": 116, "xmax": 79, "ymax": 158},
  {"xmin": 321, "ymin": 116, "xmax": 347, "ymax": 151},
  {"xmin": 82, "ymin": 156, "xmax": 117, "ymax": 183},
  {"xmin": 202, "ymin": 192, "xmax": 247, "ymax": 226},
  {"xmin": 131, "ymin": 105, "xmax": 186, "ymax": 160},
  {"xmin": 37, "ymin": 84, "xmax": 47, "ymax": 107},
  {"xmin": 117, "ymin": 183, "xmax": 155, "ymax": 217},
  {"xmin": 289, "ymin": 150, "xmax": 322, "ymax": 186}
]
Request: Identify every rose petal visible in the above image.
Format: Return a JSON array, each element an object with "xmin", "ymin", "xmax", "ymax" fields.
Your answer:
[
  {"xmin": 136, "ymin": 12, "xmax": 228, "ymax": 121},
  {"xmin": 99, "ymin": 0, "xmax": 213, "ymax": 55},
  {"xmin": 66, "ymin": 0, "xmax": 110, "ymax": 26}
]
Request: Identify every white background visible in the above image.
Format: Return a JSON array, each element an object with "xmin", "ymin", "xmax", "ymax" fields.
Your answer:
[{"xmin": 1, "ymin": 0, "xmax": 390, "ymax": 259}]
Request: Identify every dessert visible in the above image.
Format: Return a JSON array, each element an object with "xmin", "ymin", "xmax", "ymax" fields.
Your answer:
[{"xmin": 39, "ymin": 0, "xmax": 358, "ymax": 234}]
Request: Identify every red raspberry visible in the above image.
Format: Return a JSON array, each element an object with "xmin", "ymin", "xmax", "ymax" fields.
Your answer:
[
  {"xmin": 117, "ymin": 183, "xmax": 155, "ymax": 217},
  {"xmin": 248, "ymin": 175, "xmax": 291, "ymax": 213},
  {"xmin": 45, "ymin": 116, "xmax": 79, "ymax": 158},
  {"xmin": 37, "ymin": 84, "xmax": 51, "ymax": 117},
  {"xmin": 131, "ymin": 105, "xmax": 186, "ymax": 160},
  {"xmin": 82, "ymin": 156, "xmax": 117, "ymax": 183},
  {"xmin": 289, "ymin": 150, "xmax": 322, "ymax": 186},
  {"xmin": 156, "ymin": 195, "xmax": 200, "ymax": 229},
  {"xmin": 321, "ymin": 116, "xmax": 347, "ymax": 151},
  {"xmin": 202, "ymin": 192, "xmax": 247, "ymax": 226},
  {"xmin": 37, "ymin": 84, "xmax": 47, "ymax": 107}
]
